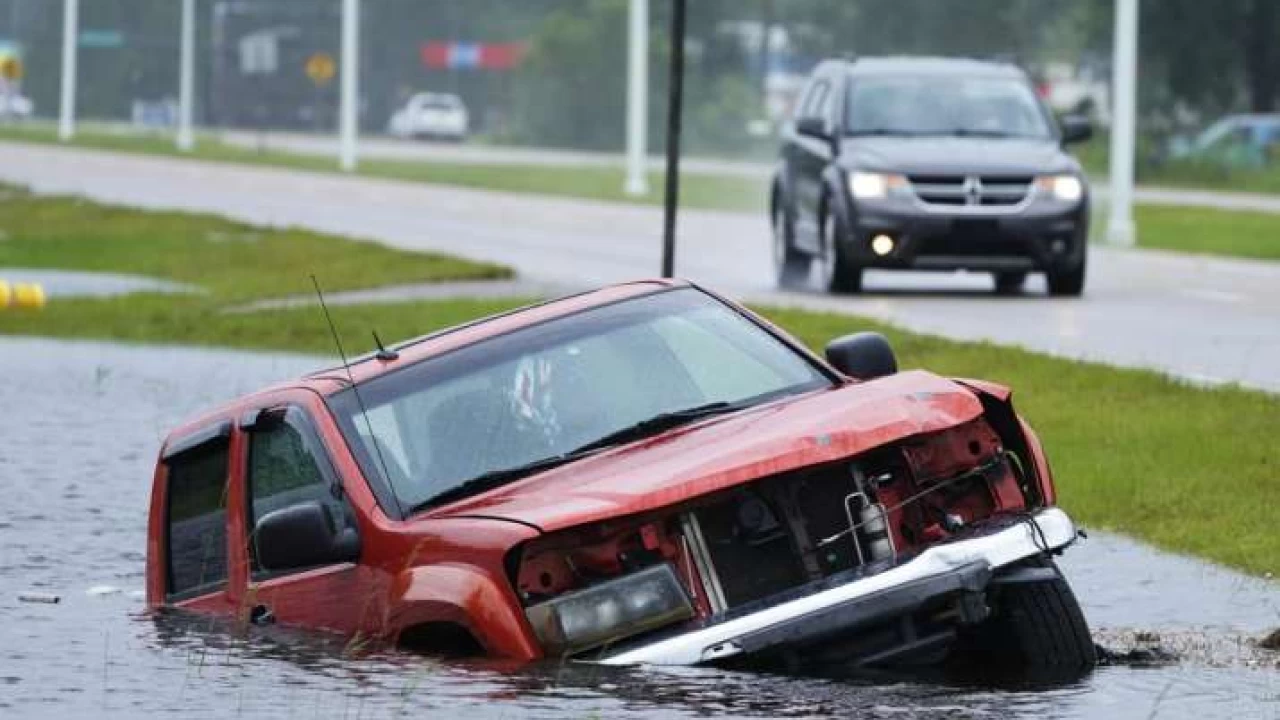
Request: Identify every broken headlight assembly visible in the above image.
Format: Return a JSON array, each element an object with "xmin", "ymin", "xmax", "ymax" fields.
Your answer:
[{"xmin": 524, "ymin": 563, "xmax": 694, "ymax": 656}]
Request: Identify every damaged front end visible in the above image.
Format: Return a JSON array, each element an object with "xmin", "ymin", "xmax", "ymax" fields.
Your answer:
[{"xmin": 509, "ymin": 409, "xmax": 1092, "ymax": 679}]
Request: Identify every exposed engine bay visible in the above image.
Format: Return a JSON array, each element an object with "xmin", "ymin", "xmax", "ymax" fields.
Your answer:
[{"xmin": 512, "ymin": 417, "xmax": 1047, "ymax": 658}]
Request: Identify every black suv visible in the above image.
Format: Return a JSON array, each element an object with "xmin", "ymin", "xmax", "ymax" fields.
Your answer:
[{"xmin": 771, "ymin": 57, "xmax": 1093, "ymax": 296}]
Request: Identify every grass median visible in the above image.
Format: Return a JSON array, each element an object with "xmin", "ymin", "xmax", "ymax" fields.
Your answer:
[{"xmin": 0, "ymin": 187, "xmax": 1275, "ymax": 576}]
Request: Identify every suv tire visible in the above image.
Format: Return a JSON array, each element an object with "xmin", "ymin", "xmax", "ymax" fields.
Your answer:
[
  {"xmin": 772, "ymin": 205, "xmax": 810, "ymax": 288},
  {"xmin": 819, "ymin": 208, "xmax": 863, "ymax": 294},
  {"xmin": 1047, "ymin": 259, "xmax": 1086, "ymax": 297}
]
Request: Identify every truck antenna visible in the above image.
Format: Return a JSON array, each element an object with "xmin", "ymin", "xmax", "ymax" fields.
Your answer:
[{"xmin": 311, "ymin": 275, "xmax": 406, "ymax": 519}]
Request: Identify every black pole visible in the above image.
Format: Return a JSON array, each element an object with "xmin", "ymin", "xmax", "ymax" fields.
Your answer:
[{"xmin": 660, "ymin": 0, "xmax": 685, "ymax": 278}]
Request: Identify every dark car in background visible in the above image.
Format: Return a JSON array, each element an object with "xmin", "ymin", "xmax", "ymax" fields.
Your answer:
[{"xmin": 771, "ymin": 57, "xmax": 1093, "ymax": 296}]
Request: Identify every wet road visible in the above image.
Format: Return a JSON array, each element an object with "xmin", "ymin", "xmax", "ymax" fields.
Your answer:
[
  {"xmin": 1, "ymin": 336, "xmax": 1276, "ymax": 719},
  {"xmin": 2, "ymin": 142, "xmax": 1279, "ymax": 392}
]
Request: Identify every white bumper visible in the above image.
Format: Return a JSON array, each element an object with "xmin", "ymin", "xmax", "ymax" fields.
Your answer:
[{"xmin": 597, "ymin": 508, "xmax": 1077, "ymax": 666}]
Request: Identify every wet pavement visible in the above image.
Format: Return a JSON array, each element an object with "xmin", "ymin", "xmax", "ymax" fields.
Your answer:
[
  {"xmin": 0, "ymin": 267, "xmax": 195, "ymax": 298},
  {"xmin": 1, "ymin": 336, "xmax": 1276, "ymax": 719}
]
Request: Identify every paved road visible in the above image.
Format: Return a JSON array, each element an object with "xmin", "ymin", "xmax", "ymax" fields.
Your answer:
[
  {"xmin": 3, "ymin": 141, "xmax": 1278, "ymax": 392},
  {"xmin": 220, "ymin": 129, "xmax": 1280, "ymax": 214}
]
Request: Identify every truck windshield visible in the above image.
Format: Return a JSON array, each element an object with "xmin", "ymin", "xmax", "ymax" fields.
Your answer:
[
  {"xmin": 847, "ymin": 75, "xmax": 1052, "ymax": 139},
  {"xmin": 328, "ymin": 288, "xmax": 831, "ymax": 515}
]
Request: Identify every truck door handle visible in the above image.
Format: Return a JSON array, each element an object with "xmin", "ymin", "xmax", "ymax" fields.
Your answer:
[{"xmin": 249, "ymin": 604, "xmax": 275, "ymax": 626}]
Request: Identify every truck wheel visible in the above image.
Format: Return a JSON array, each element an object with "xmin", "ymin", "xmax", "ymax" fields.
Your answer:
[
  {"xmin": 819, "ymin": 209, "xmax": 863, "ymax": 294},
  {"xmin": 994, "ymin": 272, "xmax": 1027, "ymax": 295},
  {"xmin": 772, "ymin": 206, "xmax": 810, "ymax": 288},
  {"xmin": 1047, "ymin": 261, "xmax": 1086, "ymax": 297},
  {"xmin": 959, "ymin": 559, "xmax": 1096, "ymax": 683}
]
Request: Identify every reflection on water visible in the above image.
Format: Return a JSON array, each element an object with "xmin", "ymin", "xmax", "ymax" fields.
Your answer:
[{"xmin": 1, "ymin": 337, "xmax": 1277, "ymax": 719}]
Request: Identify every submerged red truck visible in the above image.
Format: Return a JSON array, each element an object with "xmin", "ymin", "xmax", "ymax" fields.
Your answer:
[{"xmin": 147, "ymin": 280, "xmax": 1094, "ymax": 680}]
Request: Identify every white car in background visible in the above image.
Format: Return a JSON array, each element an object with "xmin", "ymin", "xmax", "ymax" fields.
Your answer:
[
  {"xmin": 0, "ymin": 91, "xmax": 33, "ymax": 120},
  {"xmin": 388, "ymin": 92, "xmax": 469, "ymax": 142}
]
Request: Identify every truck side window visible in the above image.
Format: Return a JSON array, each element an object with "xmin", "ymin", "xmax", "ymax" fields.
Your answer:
[
  {"xmin": 166, "ymin": 441, "xmax": 230, "ymax": 599},
  {"xmin": 246, "ymin": 407, "xmax": 351, "ymax": 573}
]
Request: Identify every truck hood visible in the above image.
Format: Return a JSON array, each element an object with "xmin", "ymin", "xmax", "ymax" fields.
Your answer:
[
  {"xmin": 430, "ymin": 370, "xmax": 983, "ymax": 533},
  {"xmin": 839, "ymin": 136, "xmax": 1079, "ymax": 176}
]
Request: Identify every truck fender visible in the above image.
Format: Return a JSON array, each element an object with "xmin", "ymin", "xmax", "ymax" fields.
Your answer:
[{"xmin": 387, "ymin": 563, "xmax": 540, "ymax": 660}]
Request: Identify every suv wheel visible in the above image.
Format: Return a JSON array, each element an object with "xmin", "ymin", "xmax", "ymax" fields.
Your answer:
[
  {"xmin": 772, "ymin": 206, "xmax": 810, "ymax": 288},
  {"xmin": 818, "ymin": 209, "xmax": 862, "ymax": 294},
  {"xmin": 1047, "ymin": 259, "xmax": 1086, "ymax": 297},
  {"xmin": 994, "ymin": 272, "xmax": 1027, "ymax": 295}
]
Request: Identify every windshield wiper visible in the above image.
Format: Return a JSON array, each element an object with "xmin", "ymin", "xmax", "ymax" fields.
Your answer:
[
  {"xmin": 569, "ymin": 401, "xmax": 743, "ymax": 456},
  {"xmin": 408, "ymin": 451, "xmax": 588, "ymax": 514},
  {"xmin": 846, "ymin": 128, "xmax": 927, "ymax": 137},
  {"xmin": 945, "ymin": 128, "xmax": 1034, "ymax": 138}
]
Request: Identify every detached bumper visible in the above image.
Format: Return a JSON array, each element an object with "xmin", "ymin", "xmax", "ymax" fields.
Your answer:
[{"xmin": 596, "ymin": 508, "xmax": 1077, "ymax": 666}]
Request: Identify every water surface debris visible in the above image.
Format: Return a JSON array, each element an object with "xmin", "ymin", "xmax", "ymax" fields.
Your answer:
[{"xmin": 18, "ymin": 592, "xmax": 60, "ymax": 604}]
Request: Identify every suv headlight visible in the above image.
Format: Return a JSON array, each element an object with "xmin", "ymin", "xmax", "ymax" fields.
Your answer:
[
  {"xmin": 1035, "ymin": 175, "xmax": 1084, "ymax": 203},
  {"xmin": 848, "ymin": 171, "xmax": 909, "ymax": 200},
  {"xmin": 524, "ymin": 563, "xmax": 694, "ymax": 656}
]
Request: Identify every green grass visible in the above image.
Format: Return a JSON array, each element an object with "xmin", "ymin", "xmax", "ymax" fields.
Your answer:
[
  {"xmin": 1133, "ymin": 204, "xmax": 1280, "ymax": 260},
  {"xmin": 0, "ymin": 184, "xmax": 1276, "ymax": 576},
  {"xmin": 0, "ymin": 124, "xmax": 767, "ymax": 213},
  {"xmin": 0, "ymin": 185, "xmax": 508, "ymax": 302}
]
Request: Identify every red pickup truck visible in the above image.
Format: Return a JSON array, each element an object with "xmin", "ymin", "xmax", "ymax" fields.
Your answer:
[{"xmin": 147, "ymin": 280, "xmax": 1094, "ymax": 681}]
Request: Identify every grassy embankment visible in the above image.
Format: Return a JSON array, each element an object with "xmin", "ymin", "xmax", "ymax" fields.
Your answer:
[
  {"xmin": 5, "ymin": 124, "xmax": 1280, "ymax": 262},
  {"xmin": 0, "ymin": 187, "xmax": 1275, "ymax": 575}
]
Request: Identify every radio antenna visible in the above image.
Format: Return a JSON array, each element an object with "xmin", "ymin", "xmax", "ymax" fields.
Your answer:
[{"xmin": 311, "ymin": 275, "xmax": 406, "ymax": 519}]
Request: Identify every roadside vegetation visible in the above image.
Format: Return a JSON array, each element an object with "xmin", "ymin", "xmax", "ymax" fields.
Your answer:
[
  {"xmin": 0, "ymin": 187, "xmax": 1275, "ymax": 575},
  {"xmin": 4, "ymin": 126, "xmax": 1280, "ymax": 263}
]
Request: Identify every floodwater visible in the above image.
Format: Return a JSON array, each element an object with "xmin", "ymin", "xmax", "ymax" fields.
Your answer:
[{"xmin": 1, "ymin": 336, "xmax": 1276, "ymax": 719}]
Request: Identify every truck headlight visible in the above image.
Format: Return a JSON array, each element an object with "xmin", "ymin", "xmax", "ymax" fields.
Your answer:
[
  {"xmin": 848, "ymin": 171, "xmax": 908, "ymax": 200},
  {"xmin": 524, "ymin": 563, "xmax": 694, "ymax": 656},
  {"xmin": 1035, "ymin": 175, "xmax": 1084, "ymax": 202}
]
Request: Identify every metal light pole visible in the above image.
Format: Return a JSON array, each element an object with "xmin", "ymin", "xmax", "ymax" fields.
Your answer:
[
  {"xmin": 338, "ymin": 0, "xmax": 359, "ymax": 172},
  {"xmin": 176, "ymin": 0, "xmax": 196, "ymax": 152},
  {"xmin": 660, "ymin": 0, "xmax": 685, "ymax": 278},
  {"xmin": 57, "ymin": 0, "xmax": 78, "ymax": 142},
  {"xmin": 1107, "ymin": 0, "xmax": 1138, "ymax": 247},
  {"xmin": 624, "ymin": 0, "xmax": 649, "ymax": 197}
]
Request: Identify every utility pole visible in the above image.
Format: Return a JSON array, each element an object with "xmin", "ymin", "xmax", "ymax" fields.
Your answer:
[
  {"xmin": 58, "ymin": 0, "xmax": 77, "ymax": 142},
  {"xmin": 176, "ymin": 0, "xmax": 196, "ymax": 152},
  {"xmin": 339, "ymin": 0, "xmax": 359, "ymax": 172},
  {"xmin": 624, "ymin": 0, "xmax": 649, "ymax": 197},
  {"xmin": 660, "ymin": 0, "xmax": 685, "ymax": 277},
  {"xmin": 1107, "ymin": 0, "xmax": 1138, "ymax": 247}
]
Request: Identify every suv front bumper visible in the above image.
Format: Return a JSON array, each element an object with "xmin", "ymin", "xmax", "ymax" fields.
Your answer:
[
  {"xmin": 595, "ymin": 508, "xmax": 1078, "ymax": 666},
  {"xmin": 841, "ymin": 198, "xmax": 1088, "ymax": 273}
]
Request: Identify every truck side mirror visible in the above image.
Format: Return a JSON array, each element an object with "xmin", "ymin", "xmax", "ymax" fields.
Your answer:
[
  {"xmin": 825, "ymin": 332, "xmax": 898, "ymax": 380},
  {"xmin": 253, "ymin": 501, "xmax": 360, "ymax": 571}
]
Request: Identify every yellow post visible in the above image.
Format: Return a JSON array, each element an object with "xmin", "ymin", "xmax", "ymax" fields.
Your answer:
[{"xmin": 0, "ymin": 281, "xmax": 46, "ymax": 309}]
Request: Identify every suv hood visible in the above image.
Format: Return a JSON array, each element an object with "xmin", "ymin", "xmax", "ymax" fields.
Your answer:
[
  {"xmin": 839, "ymin": 136, "xmax": 1077, "ymax": 176},
  {"xmin": 430, "ymin": 370, "xmax": 983, "ymax": 533}
]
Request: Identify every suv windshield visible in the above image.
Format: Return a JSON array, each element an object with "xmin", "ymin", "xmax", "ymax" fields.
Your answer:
[
  {"xmin": 846, "ymin": 74, "xmax": 1051, "ymax": 139},
  {"xmin": 329, "ymin": 288, "xmax": 831, "ymax": 514}
]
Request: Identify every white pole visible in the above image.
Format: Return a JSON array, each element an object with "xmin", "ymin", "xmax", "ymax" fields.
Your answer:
[
  {"xmin": 1107, "ymin": 0, "xmax": 1138, "ymax": 247},
  {"xmin": 57, "ymin": 0, "xmax": 78, "ymax": 142},
  {"xmin": 339, "ymin": 0, "xmax": 359, "ymax": 172},
  {"xmin": 624, "ymin": 0, "xmax": 649, "ymax": 196},
  {"xmin": 176, "ymin": 0, "xmax": 196, "ymax": 152}
]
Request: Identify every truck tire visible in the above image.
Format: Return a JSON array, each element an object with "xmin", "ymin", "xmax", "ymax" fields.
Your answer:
[{"xmin": 955, "ymin": 559, "xmax": 1096, "ymax": 683}]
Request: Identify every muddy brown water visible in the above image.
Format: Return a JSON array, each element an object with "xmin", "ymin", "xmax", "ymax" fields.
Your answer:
[{"xmin": 1, "ymin": 337, "xmax": 1277, "ymax": 719}]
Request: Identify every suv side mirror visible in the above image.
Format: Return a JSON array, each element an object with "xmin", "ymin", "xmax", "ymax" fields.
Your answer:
[
  {"xmin": 795, "ymin": 116, "xmax": 830, "ymax": 141},
  {"xmin": 254, "ymin": 501, "xmax": 360, "ymax": 571},
  {"xmin": 825, "ymin": 332, "xmax": 898, "ymax": 380},
  {"xmin": 1060, "ymin": 114, "xmax": 1093, "ymax": 145}
]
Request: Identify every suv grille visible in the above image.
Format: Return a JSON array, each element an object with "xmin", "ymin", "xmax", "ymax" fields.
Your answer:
[{"xmin": 907, "ymin": 174, "xmax": 1033, "ymax": 208}]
